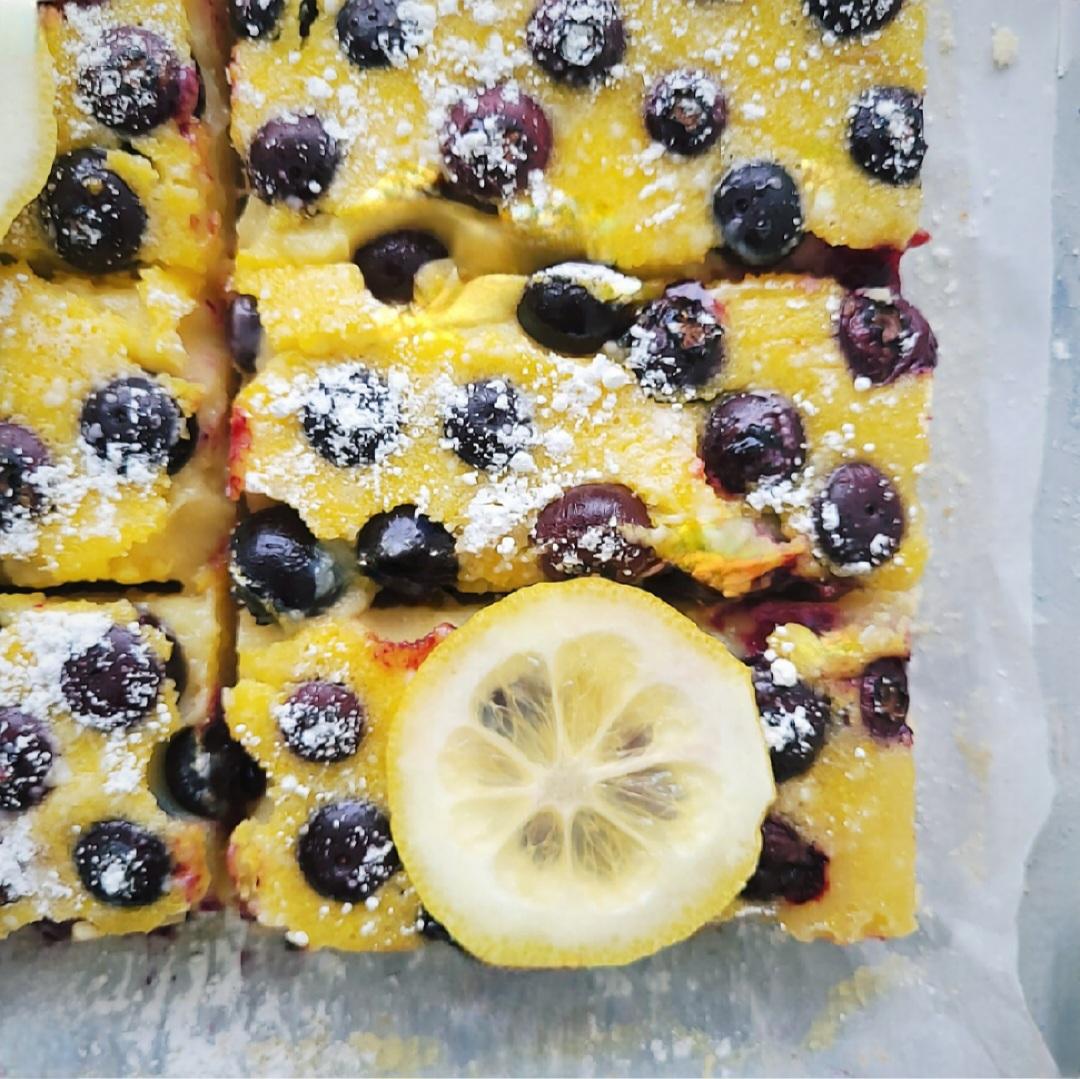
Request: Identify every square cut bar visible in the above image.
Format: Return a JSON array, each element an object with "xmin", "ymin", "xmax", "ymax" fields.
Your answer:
[{"xmin": 229, "ymin": 0, "xmax": 925, "ymax": 275}]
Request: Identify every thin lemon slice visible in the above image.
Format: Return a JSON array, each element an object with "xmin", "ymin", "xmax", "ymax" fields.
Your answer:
[{"xmin": 388, "ymin": 579, "xmax": 774, "ymax": 968}]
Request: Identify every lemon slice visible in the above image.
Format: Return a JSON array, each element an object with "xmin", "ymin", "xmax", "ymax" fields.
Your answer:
[{"xmin": 388, "ymin": 579, "xmax": 774, "ymax": 968}]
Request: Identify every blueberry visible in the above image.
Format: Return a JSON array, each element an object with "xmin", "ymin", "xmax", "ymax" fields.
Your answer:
[
  {"xmin": 39, "ymin": 149, "xmax": 147, "ymax": 273},
  {"xmin": 516, "ymin": 263, "xmax": 636, "ymax": 355},
  {"xmin": 297, "ymin": 800, "xmax": 400, "ymax": 903},
  {"xmin": 355, "ymin": 506, "xmax": 459, "ymax": 599},
  {"xmin": 750, "ymin": 659, "xmax": 830, "ymax": 782},
  {"xmin": 248, "ymin": 115, "xmax": 340, "ymax": 205},
  {"xmin": 714, "ymin": 162, "xmax": 804, "ymax": 268},
  {"xmin": 443, "ymin": 378, "xmax": 533, "ymax": 471},
  {"xmin": 228, "ymin": 0, "xmax": 285, "ymax": 38},
  {"xmin": 299, "ymin": 0, "xmax": 318, "ymax": 37},
  {"xmin": 162, "ymin": 724, "xmax": 266, "ymax": 822},
  {"xmin": 301, "ymin": 365, "xmax": 402, "ymax": 468},
  {"xmin": 526, "ymin": 0, "xmax": 626, "ymax": 86},
  {"xmin": 226, "ymin": 294, "xmax": 263, "ymax": 373},
  {"xmin": 0, "ymin": 423, "xmax": 50, "ymax": 529},
  {"xmin": 644, "ymin": 70, "xmax": 726, "ymax": 156},
  {"xmin": 0, "ymin": 709, "xmax": 54, "ymax": 812},
  {"xmin": 80, "ymin": 376, "xmax": 196, "ymax": 475},
  {"xmin": 336, "ymin": 0, "xmax": 426, "ymax": 68},
  {"xmin": 417, "ymin": 908, "xmax": 455, "ymax": 944},
  {"xmin": 814, "ymin": 463, "xmax": 905, "ymax": 569},
  {"xmin": 741, "ymin": 816, "xmax": 828, "ymax": 904},
  {"xmin": 135, "ymin": 610, "xmax": 187, "ymax": 699},
  {"xmin": 440, "ymin": 85, "xmax": 553, "ymax": 204},
  {"xmin": 860, "ymin": 656, "xmax": 912, "ymax": 743},
  {"xmin": 849, "ymin": 86, "xmax": 926, "ymax": 185},
  {"xmin": 353, "ymin": 230, "xmax": 448, "ymax": 304},
  {"xmin": 73, "ymin": 820, "xmax": 171, "ymax": 907},
  {"xmin": 78, "ymin": 27, "xmax": 182, "ymax": 136},
  {"xmin": 617, "ymin": 283, "xmax": 725, "ymax": 400},
  {"xmin": 533, "ymin": 483, "xmax": 661, "ymax": 583},
  {"xmin": 838, "ymin": 290, "xmax": 937, "ymax": 385},
  {"xmin": 806, "ymin": 0, "xmax": 903, "ymax": 38},
  {"xmin": 229, "ymin": 505, "xmax": 344, "ymax": 624},
  {"xmin": 701, "ymin": 392, "xmax": 806, "ymax": 496},
  {"xmin": 278, "ymin": 682, "xmax": 365, "ymax": 763}
]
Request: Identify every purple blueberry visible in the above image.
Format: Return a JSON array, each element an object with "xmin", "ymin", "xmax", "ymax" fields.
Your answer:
[
  {"xmin": 135, "ymin": 610, "xmax": 187, "ymax": 699},
  {"xmin": 163, "ymin": 724, "xmax": 266, "ymax": 823},
  {"xmin": 849, "ymin": 86, "xmax": 926, "ymax": 185},
  {"xmin": 300, "ymin": 365, "xmax": 401, "ymax": 468},
  {"xmin": 0, "ymin": 709, "xmax": 54, "ymax": 811},
  {"xmin": 645, "ymin": 70, "xmax": 726, "ymax": 156},
  {"xmin": 73, "ymin": 820, "xmax": 171, "ymax": 907},
  {"xmin": 750, "ymin": 658, "xmax": 830, "ymax": 782},
  {"xmin": 355, "ymin": 505, "xmax": 459, "ymax": 599},
  {"xmin": 806, "ymin": 0, "xmax": 903, "ymax": 38},
  {"xmin": 279, "ymin": 682, "xmax": 365, "ymax": 763},
  {"xmin": 0, "ymin": 423, "xmax": 50, "ymax": 529},
  {"xmin": 226, "ymin": 294, "xmax": 263, "ymax": 373},
  {"xmin": 714, "ymin": 162, "xmax": 804, "ymax": 267},
  {"xmin": 297, "ymin": 800, "xmax": 400, "ymax": 902},
  {"xmin": 815, "ymin": 463, "xmax": 905, "ymax": 569},
  {"xmin": 742, "ymin": 816, "xmax": 828, "ymax": 904},
  {"xmin": 353, "ymin": 230, "xmax": 449, "ymax": 304},
  {"xmin": 526, "ymin": 0, "xmax": 626, "ymax": 86},
  {"xmin": 860, "ymin": 657, "xmax": 912, "ymax": 744},
  {"xmin": 838, "ymin": 290, "xmax": 938, "ymax": 385},
  {"xmin": 443, "ymin": 378, "xmax": 533, "ymax": 471},
  {"xmin": 248, "ymin": 115, "xmax": 340, "ymax": 205},
  {"xmin": 336, "ymin": 0, "xmax": 426, "ymax": 68},
  {"xmin": 228, "ymin": 0, "xmax": 285, "ymax": 38}
]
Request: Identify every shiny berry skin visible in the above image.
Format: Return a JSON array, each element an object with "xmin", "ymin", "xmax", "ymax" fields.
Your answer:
[
  {"xmin": 714, "ymin": 162, "xmax": 804, "ymax": 268},
  {"xmin": 229, "ymin": 506, "xmax": 344, "ymax": 624},
  {"xmin": 644, "ymin": 70, "xmax": 726, "ymax": 156},
  {"xmin": 860, "ymin": 656, "xmax": 912, "ymax": 743},
  {"xmin": 39, "ymin": 149, "xmax": 147, "ymax": 273},
  {"xmin": 0, "ymin": 423, "xmax": 50, "ymax": 529},
  {"xmin": 443, "ymin": 378, "xmax": 533, "ymax": 471},
  {"xmin": 838, "ymin": 290, "xmax": 938, "ymax": 385},
  {"xmin": 355, "ymin": 506, "xmax": 459, "ymax": 599},
  {"xmin": 77, "ymin": 27, "xmax": 182, "ymax": 136},
  {"xmin": 279, "ymin": 682, "xmax": 365, "ymax": 763},
  {"xmin": 526, "ymin": 0, "xmax": 626, "ymax": 86},
  {"xmin": 440, "ymin": 85, "xmax": 553, "ymax": 204},
  {"xmin": 73, "ymin": 820, "xmax": 171, "ymax": 907},
  {"xmin": 806, "ymin": 0, "xmax": 903, "ymax": 38},
  {"xmin": 163, "ymin": 724, "xmax": 266, "ymax": 822},
  {"xmin": 849, "ymin": 86, "xmax": 926, "ymax": 185},
  {"xmin": 226, "ymin": 294, "xmax": 263, "ymax": 373},
  {"xmin": 534, "ymin": 483, "xmax": 661, "ymax": 583},
  {"xmin": 701, "ymin": 392, "xmax": 806, "ymax": 496},
  {"xmin": 297, "ymin": 800, "xmax": 400, "ymax": 902},
  {"xmin": 750, "ymin": 659, "xmax": 830, "ymax": 782},
  {"xmin": 61, "ymin": 624, "xmax": 164, "ymax": 732},
  {"xmin": 248, "ymin": 115, "xmax": 340, "ymax": 205},
  {"xmin": 135, "ymin": 611, "xmax": 187, "ymax": 699},
  {"xmin": 618, "ymin": 283, "xmax": 725, "ymax": 400},
  {"xmin": 815, "ymin": 463, "xmax": 905, "ymax": 569},
  {"xmin": 516, "ymin": 263, "xmax": 636, "ymax": 355},
  {"xmin": 0, "ymin": 709, "xmax": 54, "ymax": 812},
  {"xmin": 353, "ymin": 230, "xmax": 448, "ymax": 304},
  {"xmin": 80, "ymin": 376, "xmax": 195, "ymax": 475},
  {"xmin": 742, "ymin": 816, "xmax": 828, "ymax": 904},
  {"xmin": 228, "ymin": 0, "xmax": 285, "ymax": 38},
  {"xmin": 301, "ymin": 365, "xmax": 401, "ymax": 468},
  {"xmin": 336, "ymin": 0, "xmax": 425, "ymax": 68}
]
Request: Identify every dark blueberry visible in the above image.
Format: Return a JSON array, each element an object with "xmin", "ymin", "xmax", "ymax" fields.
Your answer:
[
  {"xmin": 848, "ymin": 86, "xmax": 926, "ymax": 185},
  {"xmin": 516, "ymin": 263, "xmax": 636, "ymax": 355},
  {"xmin": 300, "ymin": 365, "xmax": 401, "ymax": 467},
  {"xmin": 336, "ymin": 0, "xmax": 426, "ymax": 68},
  {"xmin": 39, "ymin": 149, "xmax": 147, "ymax": 273},
  {"xmin": 80, "ymin": 376, "xmax": 195, "ymax": 475},
  {"xmin": 714, "ymin": 162, "xmax": 804, "ymax": 268},
  {"xmin": 78, "ymin": 27, "xmax": 182, "ymax": 136},
  {"xmin": 440, "ymin": 85, "xmax": 553, "ymax": 204},
  {"xmin": 0, "ymin": 423, "xmax": 50, "ymax": 529},
  {"xmin": 228, "ymin": 0, "xmax": 285, "ymax": 38},
  {"xmin": 279, "ymin": 682, "xmax": 365, "ymax": 763},
  {"xmin": 61, "ymin": 624, "xmax": 164, "ymax": 732},
  {"xmin": 353, "ymin": 230, "xmax": 449, "ymax": 304},
  {"xmin": 750, "ymin": 658, "xmax": 830, "ymax": 782},
  {"xmin": 860, "ymin": 656, "xmax": 912, "ymax": 743},
  {"xmin": 806, "ymin": 0, "xmax": 903, "ymax": 38},
  {"xmin": 838, "ymin": 290, "xmax": 937, "ymax": 385},
  {"xmin": 618, "ymin": 282, "xmax": 725, "ymax": 400},
  {"xmin": 73, "ymin": 820, "xmax": 171, "ymax": 907},
  {"xmin": 0, "ymin": 709, "xmax": 54, "ymax": 812},
  {"xmin": 741, "ymin": 816, "xmax": 828, "ymax": 905},
  {"xmin": 226, "ymin": 293, "xmax": 263, "ymax": 373},
  {"xmin": 163, "ymin": 724, "xmax": 266, "ymax": 822},
  {"xmin": 135, "ymin": 610, "xmax": 187, "ymax": 699},
  {"xmin": 248, "ymin": 115, "xmax": 340, "ymax": 205},
  {"xmin": 356, "ymin": 506, "xmax": 459, "ymax": 599},
  {"xmin": 701, "ymin": 392, "xmax": 806, "ymax": 496},
  {"xmin": 443, "ymin": 378, "xmax": 533, "ymax": 471},
  {"xmin": 417, "ymin": 908, "xmax": 455, "ymax": 944},
  {"xmin": 299, "ymin": 0, "xmax": 318, "ymax": 37},
  {"xmin": 229, "ymin": 505, "xmax": 344, "ymax": 624},
  {"xmin": 533, "ymin": 483, "xmax": 661, "ymax": 583},
  {"xmin": 644, "ymin": 70, "xmax": 726, "ymax": 156},
  {"xmin": 297, "ymin": 800, "xmax": 400, "ymax": 903},
  {"xmin": 814, "ymin": 463, "xmax": 905, "ymax": 569},
  {"xmin": 526, "ymin": 0, "xmax": 626, "ymax": 86}
]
